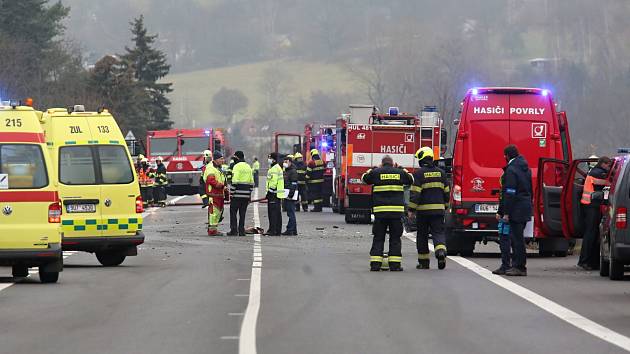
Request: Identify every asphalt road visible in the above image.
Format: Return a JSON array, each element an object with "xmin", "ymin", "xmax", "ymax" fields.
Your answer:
[{"xmin": 1, "ymin": 184, "xmax": 630, "ymax": 354}]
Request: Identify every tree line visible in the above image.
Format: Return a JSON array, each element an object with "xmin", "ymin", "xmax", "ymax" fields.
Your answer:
[{"xmin": 0, "ymin": 0, "xmax": 173, "ymax": 138}]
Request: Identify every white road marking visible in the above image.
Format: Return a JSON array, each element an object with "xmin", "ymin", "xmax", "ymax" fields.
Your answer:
[
  {"xmin": 229, "ymin": 313, "xmax": 245, "ymax": 316},
  {"xmin": 235, "ymin": 294, "xmax": 249, "ymax": 297},
  {"xmin": 403, "ymin": 232, "xmax": 630, "ymax": 352},
  {"xmin": 240, "ymin": 188, "xmax": 262, "ymax": 354}
]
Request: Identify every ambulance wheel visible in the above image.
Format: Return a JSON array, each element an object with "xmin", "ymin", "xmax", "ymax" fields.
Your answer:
[
  {"xmin": 12, "ymin": 265, "xmax": 28, "ymax": 278},
  {"xmin": 38, "ymin": 269, "xmax": 59, "ymax": 283},
  {"xmin": 96, "ymin": 251, "xmax": 126, "ymax": 267},
  {"xmin": 609, "ymin": 245, "xmax": 625, "ymax": 281}
]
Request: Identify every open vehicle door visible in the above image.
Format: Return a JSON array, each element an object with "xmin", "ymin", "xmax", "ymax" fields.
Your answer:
[
  {"xmin": 561, "ymin": 158, "xmax": 599, "ymax": 239},
  {"xmin": 535, "ymin": 158, "xmax": 570, "ymax": 238}
]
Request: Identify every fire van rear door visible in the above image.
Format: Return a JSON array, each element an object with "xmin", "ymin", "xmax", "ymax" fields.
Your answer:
[
  {"xmin": 561, "ymin": 158, "xmax": 598, "ymax": 239},
  {"xmin": 535, "ymin": 158, "xmax": 569, "ymax": 238},
  {"xmin": 371, "ymin": 129, "xmax": 417, "ymax": 169}
]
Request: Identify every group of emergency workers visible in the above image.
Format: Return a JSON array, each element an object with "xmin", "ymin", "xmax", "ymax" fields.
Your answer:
[
  {"xmin": 136, "ymin": 154, "xmax": 168, "ymax": 207},
  {"xmin": 362, "ymin": 147, "xmax": 450, "ymax": 271},
  {"xmin": 197, "ymin": 148, "xmax": 323, "ymax": 236}
]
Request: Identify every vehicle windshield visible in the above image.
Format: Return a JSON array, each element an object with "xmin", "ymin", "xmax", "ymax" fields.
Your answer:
[
  {"xmin": 0, "ymin": 144, "xmax": 48, "ymax": 189},
  {"xmin": 181, "ymin": 137, "xmax": 209, "ymax": 156},
  {"xmin": 150, "ymin": 138, "xmax": 178, "ymax": 156}
]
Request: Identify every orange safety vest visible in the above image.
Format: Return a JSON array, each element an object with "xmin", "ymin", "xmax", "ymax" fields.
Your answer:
[
  {"xmin": 138, "ymin": 168, "xmax": 155, "ymax": 187},
  {"xmin": 580, "ymin": 175, "xmax": 609, "ymax": 205}
]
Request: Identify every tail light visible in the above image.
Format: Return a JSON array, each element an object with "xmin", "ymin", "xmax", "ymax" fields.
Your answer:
[
  {"xmin": 453, "ymin": 185, "xmax": 462, "ymax": 203},
  {"xmin": 616, "ymin": 207, "xmax": 627, "ymax": 229},
  {"xmin": 48, "ymin": 202, "xmax": 62, "ymax": 223},
  {"xmin": 136, "ymin": 196, "xmax": 144, "ymax": 213}
]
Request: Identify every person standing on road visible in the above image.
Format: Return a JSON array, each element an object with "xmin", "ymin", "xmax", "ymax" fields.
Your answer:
[
  {"xmin": 252, "ymin": 157, "xmax": 260, "ymax": 188},
  {"xmin": 204, "ymin": 151, "xmax": 227, "ymax": 236},
  {"xmin": 578, "ymin": 156, "xmax": 612, "ymax": 270},
  {"xmin": 408, "ymin": 147, "xmax": 449, "ymax": 270},
  {"xmin": 293, "ymin": 152, "xmax": 308, "ymax": 212},
  {"xmin": 265, "ymin": 153, "xmax": 285, "ymax": 236},
  {"xmin": 282, "ymin": 155, "xmax": 299, "ymax": 235},
  {"xmin": 500, "ymin": 145, "xmax": 533, "ymax": 277},
  {"xmin": 228, "ymin": 151, "xmax": 254, "ymax": 236},
  {"xmin": 362, "ymin": 155, "xmax": 413, "ymax": 271},
  {"xmin": 154, "ymin": 156, "xmax": 168, "ymax": 207},
  {"xmin": 493, "ymin": 166, "xmax": 511, "ymax": 274},
  {"xmin": 138, "ymin": 157, "xmax": 155, "ymax": 207},
  {"xmin": 199, "ymin": 150, "xmax": 213, "ymax": 208},
  {"xmin": 306, "ymin": 149, "xmax": 325, "ymax": 212}
]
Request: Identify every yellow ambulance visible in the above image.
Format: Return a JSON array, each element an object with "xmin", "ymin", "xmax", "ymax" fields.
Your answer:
[
  {"xmin": 0, "ymin": 100, "xmax": 62, "ymax": 283},
  {"xmin": 40, "ymin": 105, "xmax": 144, "ymax": 266}
]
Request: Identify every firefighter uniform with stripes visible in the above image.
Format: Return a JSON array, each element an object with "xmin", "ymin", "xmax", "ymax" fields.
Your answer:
[
  {"xmin": 138, "ymin": 157, "xmax": 155, "ymax": 207},
  {"xmin": 204, "ymin": 151, "xmax": 226, "ymax": 236},
  {"xmin": 409, "ymin": 147, "xmax": 450, "ymax": 270},
  {"xmin": 228, "ymin": 151, "xmax": 254, "ymax": 236},
  {"xmin": 306, "ymin": 149, "xmax": 325, "ymax": 212},
  {"xmin": 362, "ymin": 156, "xmax": 414, "ymax": 271},
  {"xmin": 294, "ymin": 152, "xmax": 308, "ymax": 211},
  {"xmin": 199, "ymin": 150, "xmax": 213, "ymax": 208},
  {"xmin": 265, "ymin": 153, "xmax": 285, "ymax": 235},
  {"xmin": 154, "ymin": 156, "xmax": 168, "ymax": 207},
  {"xmin": 578, "ymin": 157, "xmax": 612, "ymax": 270}
]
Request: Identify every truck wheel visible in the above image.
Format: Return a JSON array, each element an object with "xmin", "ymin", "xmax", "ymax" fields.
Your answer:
[
  {"xmin": 344, "ymin": 213, "xmax": 353, "ymax": 224},
  {"xmin": 96, "ymin": 251, "xmax": 127, "ymax": 267},
  {"xmin": 600, "ymin": 255, "xmax": 610, "ymax": 277},
  {"xmin": 38, "ymin": 268, "xmax": 59, "ymax": 283},
  {"xmin": 12, "ymin": 265, "xmax": 28, "ymax": 278}
]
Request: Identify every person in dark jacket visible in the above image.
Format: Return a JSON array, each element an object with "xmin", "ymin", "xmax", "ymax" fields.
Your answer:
[
  {"xmin": 493, "ymin": 167, "xmax": 511, "ymax": 274},
  {"xmin": 500, "ymin": 145, "xmax": 533, "ymax": 276},
  {"xmin": 408, "ymin": 147, "xmax": 450, "ymax": 270},
  {"xmin": 282, "ymin": 155, "xmax": 299, "ymax": 235},
  {"xmin": 293, "ymin": 153, "xmax": 308, "ymax": 211},
  {"xmin": 362, "ymin": 155, "xmax": 414, "ymax": 271},
  {"xmin": 306, "ymin": 149, "xmax": 325, "ymax": 212},
  {"xmin": 228, "ymin": 151, "xmax": 254, "ymax": 236},
  {"xmin": 578, "ymin": 156, "xmax": 612, "ymax": 270},
  {"xmin": 154, "ymin": 156, "xmax": 168, "ymax": 207}
]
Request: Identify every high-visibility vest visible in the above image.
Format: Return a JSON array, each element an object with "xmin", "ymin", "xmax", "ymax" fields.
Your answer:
[
  {"xmin": 266, "ymin": 163, "xmax": 286, "ymax": 198},
  {"xmin": 581, "ymin": 174, "xmax": 609, "ymax": 205},
  {"xmin": 230, "ymin": 161, "xmax": 254, "ymax": 199}
]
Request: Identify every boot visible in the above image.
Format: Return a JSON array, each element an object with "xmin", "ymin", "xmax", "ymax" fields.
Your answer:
[
  {"xmin": 380, "ymin": 255, "xmax": 389, "ymax": 271},
  {"xmin": 436, "ymin": 249, "xmax": 447, "ymax": 270},
  {"xmin": 505, "ymin": 267, "xmax": 527, "ymax": 276},
  {"xmin": 370, "ymin": 261, "xmax": 382, "ymax": 271},
  {"xmin": 208, "ymin": 229, "xmax": 224, "ymax": 236},
  {"xmin": 227, "ymin": 230, "xmax": 238, "ymax": 236},
  {"xmin": 416, "ymin": 259, "xmax": 430, "ymax": 269},
  {"xmin": 302, "ymin": 204, "xmax": 309, "ymax": 212},
  {"xmin": 389, "ymin": 263, "xmax": 403, "ymax": 271}
]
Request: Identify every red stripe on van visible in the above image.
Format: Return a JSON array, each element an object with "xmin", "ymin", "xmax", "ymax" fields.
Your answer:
[
  {"xmin": 0, "ymin": 132, "xmax": 45, "ymax": 143},
  {"xmin": 0, "ymin": 191, "xmax": 59, "ymax": 202}
]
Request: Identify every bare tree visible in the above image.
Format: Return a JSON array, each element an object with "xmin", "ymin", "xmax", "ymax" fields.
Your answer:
[{"xmin": 211, "ymin": 87, "xmax": 249, "ymax": 124}]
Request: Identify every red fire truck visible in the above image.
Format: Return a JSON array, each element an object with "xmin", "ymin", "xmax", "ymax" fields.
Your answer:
[
  {"xmin": 146, "ymin": 128, "xmax": 228, "ymax": 195},
  {"xmin": 333, "ymin": 105, "xmax": 446, "ymax": 223}
]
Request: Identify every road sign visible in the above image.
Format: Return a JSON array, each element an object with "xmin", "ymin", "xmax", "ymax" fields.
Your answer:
[
  {"xmin": 125, "ymin": 130, "xmax": 136, "ymax": 141},
  {"xmin": 531, "ymin": 123, "xmax": 547, "ymax": 139}
]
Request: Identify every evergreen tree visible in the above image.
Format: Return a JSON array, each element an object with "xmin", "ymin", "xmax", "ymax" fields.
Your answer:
[{"xmin": 121, "ymin": 15, "xmax": 173, "ymax": 130}]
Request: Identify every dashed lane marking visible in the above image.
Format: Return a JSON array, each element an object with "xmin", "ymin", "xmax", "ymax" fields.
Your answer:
[
  {"xmin": 240, "ymin": 188, "xmax": 262, "ymax": 354},
  {"xmin": 403, "ymin": 232, "xmax": 630, "ymax": 352}
]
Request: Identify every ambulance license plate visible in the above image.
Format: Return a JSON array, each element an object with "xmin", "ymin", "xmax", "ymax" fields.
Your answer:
[
  {"xmin": 474, "ymin": 204, "xmax": 498, "ymax": 214},
  {"xmin": 66, "ymin": 204, "xmax": 96, "ymax": 213}
]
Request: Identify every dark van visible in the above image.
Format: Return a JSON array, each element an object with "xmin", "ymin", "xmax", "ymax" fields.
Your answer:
[{"xmin": 447, "ymin": 87, "xmax": 572, "ymax": 256}]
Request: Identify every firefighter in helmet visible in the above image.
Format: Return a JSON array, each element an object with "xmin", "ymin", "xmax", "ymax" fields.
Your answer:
[
  {"xmin": 305, "ymin": 149, "xmax": 325, "ymax": 212},
  {"xmin": 154, "ymin": 156, "xmax": 168, "ymax": 207},
  {"xmin": 293, "ymin": 152, "xmax": 308, "ymax": 212},
  {"xmin": 199, "ymin": 150, "xmax": 213, "ymax": 208},
  {"xmin": 204, "ymin": 151, "xmax": 226, "ymax": 236},
  {"xmin": 408, "ymin": 147, "xmax": 450, "ymax": 270},
  {"xmin": 138, "ymin": 157, "xmax": 155, "ymax": 207},
  {"xmin": 362, "ymin": 155, "xmax": 413, "ymax": 271}
]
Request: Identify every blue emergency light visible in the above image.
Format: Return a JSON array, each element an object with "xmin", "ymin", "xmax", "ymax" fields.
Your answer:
[
  {"xmin": 388, "ymin": 107, "xmax": 399, "ymax": 116},
  {"xmin": 204, "ymin": 129, "xmax": 211, "ymax": 136},
  {"xmin": 541, "ymin": 89, "xmax": 549, "ymax": 96},
  {"xmin": 321, "ymin": 141, "xmax": 328, "ymax": 148},
  {"xmin": 471, "ymin": 88, "xmax": 479, "ymax": 95}
]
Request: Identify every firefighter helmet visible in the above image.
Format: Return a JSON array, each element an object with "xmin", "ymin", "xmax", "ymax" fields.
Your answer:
[
  {"xmin": 286, "ymin": 154, "xmax": 294, "ymax": 161},
  {"xmin": 138, "ymin": 154, "xmax": 145, "ymax": 161},
  {"xmin": 294, "ymin": 152, "xmax": 303, "ymax": 159},
  {"xmin": 310, "ymin": 149, "xmax": 319, "ymax": 156},
  {"xmin": 141, "ymin": 157, "xmax": 149, "ymax": 163},
  {"xmin": 415, "ymin": 147, "xmax": 434, "ymax": 161},
  {"xmin": 203, "ymin": 150, "xmax": 212, "ymax": 158},
  {"xmin": 156, "ymin": 156, "xmax": 164, "ymax": 162}
]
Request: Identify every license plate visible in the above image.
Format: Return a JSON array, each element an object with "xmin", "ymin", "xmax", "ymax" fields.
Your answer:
[
  {"xmin": 66, "ymin": 204, "xmax": 96, "ymax": 213},
  {"xmin": 474, "ymin": 204, "xmax": 498, "ymax": 214}
]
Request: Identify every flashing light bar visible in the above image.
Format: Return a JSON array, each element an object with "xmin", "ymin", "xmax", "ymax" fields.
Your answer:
[
  {"xmin": 471, "ymin": 88, "xmax": 479, "ymax": 95},
  {"xmin": 388, "ymin": 107, "xmax": 399, "ymax": 116},
  {"xmin": 541, "ymin": 89, "xmax": 549, "ymax": 96}
]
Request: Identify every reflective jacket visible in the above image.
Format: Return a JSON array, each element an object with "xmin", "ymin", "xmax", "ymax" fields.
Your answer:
[
  {"xmin": 306, "ymin": 157, "xmax": 325, "ymax": 184},
  {"xmin": 294, "ymin": 159, "xmax": 307, "ymax": 185},
  {"xmin": 409, "ymin": 162, "xmax": 450, "ymax": 215},
  {"xmin": 283, "ymin": 164, "xmax": 299, "ymax": 199},
  {"xmin": 502, "ymin": 155, "xmax": 533, "ymax": 223},
  {"xmin": 266, "ymin": 163, "xmax": 286, "ymax": 201},
  {"xmin": 138, "ymin": 165, "xmax": 155, "ymax": 187},
  {"xmin": 252, "ymin": 160, "xmax": 260, "ymax": 172},
  {"xmin": 230, "ymin": 161, "xmax": 254, "ymax": 201},
  {"xmin": 581, "ymin": 166, "xmax": 610, "ymax": 206},
  {"xmin": 155, "ymin": 163, "xmax": 168, "ymax": 186},
  {"xmin": 362, "ymin": 164, "xmax": 413, "ymax": 219},
  {"xmin": 203, "ymin": 163, "xmax": 225, "ymax": 198}
]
